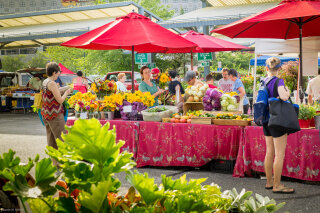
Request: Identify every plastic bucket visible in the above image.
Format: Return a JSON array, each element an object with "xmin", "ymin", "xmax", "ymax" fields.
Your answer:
[{"xmin": 299, "ymin": 119, "xmax": 310, "ymax": 128}]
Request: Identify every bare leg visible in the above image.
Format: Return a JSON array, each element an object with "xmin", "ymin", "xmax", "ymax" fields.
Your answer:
[
  {"xmin": 273, "ymin": 134, "xmax": 287, "ymax": 189},
  {"xmin": 264, "ymin": 136, "xmax": 274, "ymax": 188}
]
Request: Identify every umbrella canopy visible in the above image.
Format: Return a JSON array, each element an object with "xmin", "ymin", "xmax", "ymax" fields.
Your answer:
[
  {"xmin": 167, "ymin": 30, "xmax": 248, "ymax": 53},
  {"xmin": 212, "ymin": 0, "xmax": 320, "ymax": 101},
  {"xmin": 166, "ymin": 30, "xmax": 248, "ymax": 70},
  {"xmin": 59, "ymin": 63, "xmax": 74, "ymax": 75},
  {"xmin": 61, "ymin": 12, "xmax": 196, "ymax": 92},
  {"xmin": 61, "ymin": 12, "xmax": 196, "ymax": 53}
]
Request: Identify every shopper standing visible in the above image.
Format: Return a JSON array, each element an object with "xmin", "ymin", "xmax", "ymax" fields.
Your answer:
[
  {"xmin": 262, "ymin": 57, "xmax": 294, "ymax": 194},
  {"xmin": 228, "ymin": 69, "xmax": 249, "ymax": 114},
  {"xmin": 306, "ymin": 68, "xmax": 320, "ymax": 105},
  {"xmin": 41, "ymin": 62, "xmax": 72, "ymax": 165},
  {"xmin": 218, "ymin": 68, "xmax": 234, "ymax": 92}
]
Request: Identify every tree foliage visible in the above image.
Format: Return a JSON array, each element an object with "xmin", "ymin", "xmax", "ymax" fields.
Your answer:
[
  {"xmin": 98, "ymin": 0, "xmax": 174, "ymax": 20},
  {"xmin": 211, "ymin": 52, "xmax": 254, "ymax": 71},
  {"xmin": 1, "ymin": 55, "xmax": 27, "ymax": 72},
  {"xmin": 26, "ymin": 52, "xmax": 48, "ymax": 68},
  {"xmin": 43, "ymin": 46, "xmax": 133, "ymax": 75}
]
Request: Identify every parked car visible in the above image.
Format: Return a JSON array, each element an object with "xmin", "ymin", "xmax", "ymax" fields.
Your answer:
[{"xmin": 105, "ymin": 71, "xmax": 142, "ymax": 91}]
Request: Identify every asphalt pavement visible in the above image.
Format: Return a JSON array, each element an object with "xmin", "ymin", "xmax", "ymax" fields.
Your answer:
[{"xmin": 0, "ymin": 112, "xmax": 319, "ymax": 213}]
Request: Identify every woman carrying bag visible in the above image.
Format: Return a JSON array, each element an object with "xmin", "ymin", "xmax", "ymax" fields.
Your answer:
[{"xmin": 263, "ymin": 57, "xmax": 296, "ymax": 194}]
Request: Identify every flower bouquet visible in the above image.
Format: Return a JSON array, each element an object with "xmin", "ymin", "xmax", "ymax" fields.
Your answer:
[
  {"xmin": 91, "ymin": 78, "xmax": 117, "ymax": 99},
  {"xmin": 68, "ymin": 92, "xmax": 98, "ymax": 119},
  {"xmin": 99, "ymin": 94, "xmax": 123, "ymax": 120},
  {"xmin": 118, "ymin": 91, "xmax": 155, "ymax": 120}
]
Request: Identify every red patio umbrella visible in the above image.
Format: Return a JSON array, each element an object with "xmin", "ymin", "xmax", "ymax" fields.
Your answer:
[
  {"xmin": 212, "ymin": 0, "xmax": 320, "ymax": 101},
  {"xmin": 61, "ymin": 12, "xmax": 197, "ymax": 92},
  {"xmin": 59, "ymin": 63, "xmax": 74, "ymax": 75},
  {"xmin": 166, "ymin": 30, "xmax": 249, "ymax": 70}
]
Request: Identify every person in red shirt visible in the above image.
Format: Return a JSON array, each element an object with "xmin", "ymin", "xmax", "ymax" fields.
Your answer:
[{"xmin": 205, "ymin": 74, "xmax": 217, "ymax": 89}]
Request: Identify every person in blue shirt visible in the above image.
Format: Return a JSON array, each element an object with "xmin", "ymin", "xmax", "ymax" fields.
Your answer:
[{"xmin": 228, "ymin": 69, "xmax": 249, "ymax": 114}]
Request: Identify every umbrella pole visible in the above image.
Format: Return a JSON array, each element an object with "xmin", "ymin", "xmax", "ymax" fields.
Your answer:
[
  {"xmin": 131, "ymin": 46, "xmax": 135, "ymax": 93},
  {"xmin": 191, "ymin": 52, "xmax": 193, "ymax": 71},
  {"xmin": 298, "ymin": 22, "xmax": 304, "ymax": 104}
]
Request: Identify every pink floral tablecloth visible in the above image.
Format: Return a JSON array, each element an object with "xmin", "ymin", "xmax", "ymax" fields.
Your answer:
[
  {"xmin": 136, "ymin": 122, "xmax": 243, "ymax": 167},
  {"xmin": 233, "ymin": 126, "xmax": 320, "ymax": 181},
  {"xmin": 66, "ymin": 119, "xmax": 139, "ymax": 158}
]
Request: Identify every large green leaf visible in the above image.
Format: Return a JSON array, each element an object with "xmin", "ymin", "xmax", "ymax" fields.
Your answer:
[
  {"xmin": 35, "ymin": 158, "xmax": 57, "ymax": 187},
  {"xmin": 56, "ymin": 197, "xmax": 78, "ymax": 213},
  {"xmin": 28, "ymin": 198, "xmax": 55, "ymax": 213},
  {"xmin": 161, "ymin": 174, "xmax": 206, "ymax": 192},
  {"xmin": 126, "ymin": 171, "xmax": 164, "ymax": 206},
  {"xmin": 0, "ymin": 149, "xmax": 20, "ymax": 170},
  {"xmin": 78, "ymin": 180, "xmax": 114, "ymax": 213}
]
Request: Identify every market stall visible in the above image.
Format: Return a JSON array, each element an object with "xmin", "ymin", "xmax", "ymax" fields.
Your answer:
[
  {"xmin": 233, "ymin": 126, "xmax": 320, "ymax": 182},
  {"xmin": 136, "ymin": 122, "xmax": 243, "ymax": 168},
  {"xmin": 66, "ymin": 119, "xmax": 139, "ymax": 158}
]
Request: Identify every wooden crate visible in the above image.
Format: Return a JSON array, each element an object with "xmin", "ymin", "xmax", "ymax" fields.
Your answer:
[
  {"xmin": 213, "ymin": 119, "xmax": 251, "ymax": 126},
  {"xmin": 191, "ymin": 117, "xmax": 212, "ymax": 125},
  {"xmin": 204, "ymin": 111, "xmax": 242, "ymax": 115},
  {"xmin": 162, "ymin": 118, "xmax": 172, "ymax": 123},
  {"xmin": 183, "ymin": 102, "xmax": 204, "ymax": 114}
]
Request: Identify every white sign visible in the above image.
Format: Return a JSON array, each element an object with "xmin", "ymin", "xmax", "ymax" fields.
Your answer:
[
  {"xmin": 218, "ymin": 61, "xmax": 222, "ymax": 68},
  {"xmin": 123, "ymin": 105, "xmax": 132, "ymax": 113},
  {"xmin": 80, "ymin": 112, "xmax": 87, "ymax": 119}
]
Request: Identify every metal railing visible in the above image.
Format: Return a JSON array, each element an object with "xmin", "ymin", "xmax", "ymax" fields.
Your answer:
[{"xmin": 1, "ymin": 27, "xmax": 90, "ymax": 38}]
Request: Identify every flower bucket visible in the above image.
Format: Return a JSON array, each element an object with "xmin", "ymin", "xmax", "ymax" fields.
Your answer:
[
  {"xmin": 75, "ymin": 111, "xmax": 81, "ymax": 119},
  {"xmin": 79, "ymin": 112, "xmax": 88, "ymax": 119},
  {"xmin": 298, "ymin": 119, "xmax": 310, "ymax": 128},
  {"xmin": 315, "ymin": 116, "xmax": 320, "ymax": 130},
  {"xmin": 88, "ymin": 112, "xmax": 99, "ymax": 119},
  {"xmin": 310, "ymin": 118, "xmax": 315, "ymax": 128},
  {"xmin": 104, "ymin": 111, "xmax": 114, "ymax": 120}
]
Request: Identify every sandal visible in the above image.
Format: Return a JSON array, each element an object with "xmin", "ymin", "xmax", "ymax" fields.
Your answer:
[
  {"xmin": 265, "ymin": 186, "xmax": 273, "ymax": 190},
  {"xmin": 272, "ymin": 186, "xmax": 295, "ymax": 194}
]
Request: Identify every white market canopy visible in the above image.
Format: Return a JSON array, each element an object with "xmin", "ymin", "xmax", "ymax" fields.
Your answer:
[{"xmin": 254, "ymin": 37, "xmax": 320, "ymax": 76}]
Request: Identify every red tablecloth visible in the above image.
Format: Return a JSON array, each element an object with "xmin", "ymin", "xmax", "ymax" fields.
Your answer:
[
  {"xmin": 136, "ymin": 122, "xmax": 243, "ymax": 167},
  {"xmin": 233, "ymin": 126, "xmax": 320, "ymax": 181},
  {"xmin": 66, "ymin": 119, "xmax": 139, "ymax": 158}
]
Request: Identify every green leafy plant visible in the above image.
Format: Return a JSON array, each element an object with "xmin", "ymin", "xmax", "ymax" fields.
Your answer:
[
  {"xmin": 299, "ymin": 105, "xmax": 316, "ymax": 120},
  {"xmin": 1, "ymin": 119, "xmax": 285, "ymax": 212}
]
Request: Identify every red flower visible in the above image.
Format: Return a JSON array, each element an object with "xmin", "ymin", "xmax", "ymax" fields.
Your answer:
[{"xmin": 108, "ymin": 82, "xmax": 114, "ymax": 88}]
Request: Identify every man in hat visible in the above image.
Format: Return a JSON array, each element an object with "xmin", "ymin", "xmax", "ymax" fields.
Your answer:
[
  {"xmin": 151, "ymin": 68, "xmax": 160, "ymax": 84},
  {"xmin": 184, "ymin": 70, "xmax": 203, "ymax": 87}
]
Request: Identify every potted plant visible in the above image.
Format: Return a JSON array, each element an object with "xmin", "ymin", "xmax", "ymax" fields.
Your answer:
[{"xmin": 298, "ymin": 105, "xmax": 316, "ymax": 128}]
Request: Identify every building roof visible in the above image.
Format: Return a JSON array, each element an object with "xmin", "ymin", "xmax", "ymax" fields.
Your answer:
[
  {"xmin": 206, "ymin": 0, "xmax": 279, "ymax": 7},
  {"xmin": 0, "ymin": 1, "xmax": 162, "ymax": 49},
  {"xmin": 160, "ymin": 2, "xmax": 279, "ymax": 28}
]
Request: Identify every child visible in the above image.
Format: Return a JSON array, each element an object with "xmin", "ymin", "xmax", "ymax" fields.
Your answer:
[{"xmin": 205, "ymin": 74, "xmax": 217, "ymax": 89}]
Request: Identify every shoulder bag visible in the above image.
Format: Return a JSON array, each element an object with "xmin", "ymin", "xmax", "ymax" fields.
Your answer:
[{"xmin": 268, "ymin": 78, "xmax": 300, "ymax": 134}]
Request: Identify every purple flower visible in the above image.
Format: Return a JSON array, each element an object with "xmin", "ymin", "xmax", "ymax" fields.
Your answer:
[{"xmin": 86, "ymin": 106, "xmax": 90, "ymax": 111}]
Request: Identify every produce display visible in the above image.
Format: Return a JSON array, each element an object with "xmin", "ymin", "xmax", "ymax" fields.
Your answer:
[
  {"xmin": 170, "ymin": 114, "xmax": 192, "ymax": 123},
  {"xmin": 185, "ymin": 84, "xmax": 209, "ymax": 102},
  {"xmin": 147, "ymin": 106, "xmax": 167, "ymax": 112},
  {"xmin": 215, "ymin": 113, "xmax": 252, "ymax": 121},
  {"xmin": 203, "ymin": 89, "xmax": 240, "ymax": 112},
  {"xmin": 142, "ymin": 105, "xmax": 178, "ymax": 122}
]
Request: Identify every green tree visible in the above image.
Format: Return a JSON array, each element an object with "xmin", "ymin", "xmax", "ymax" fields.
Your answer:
[
  {"xmin": 1, "ymin": 55, "xmax": 26, "ymax": 72},
  {"xmin": 43, "ymin": 46, "xmax": 133, "ymax": 75},
  {"xmin": 26, "ymin": 52, "xmax": 48, "ymax": 68},
  {"xmin": 180, "ymin": 7, "xmax": 185, "ymax": 15},
  {"xmin": 211, "ymin": 52, "xmax": 254, "ymax": 75},
  {"xmin": 102, "ymin": 0, "xmax": 174, "ymax": 20}
]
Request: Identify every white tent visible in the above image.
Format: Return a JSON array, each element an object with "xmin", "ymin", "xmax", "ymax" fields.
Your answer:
[{"xmin": 253, "ymin": 37, "xmax": 320, "ymax": 103}]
